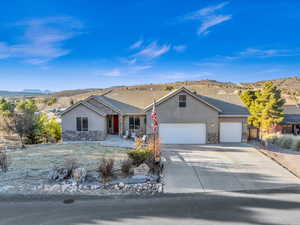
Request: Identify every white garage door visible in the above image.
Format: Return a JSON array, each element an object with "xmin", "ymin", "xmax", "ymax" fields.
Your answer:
[
  {"xmin": 159, "ymin": 123, "xmax": 206, "ymax": 144},
  {"xmin": 220, "ymin": 122, "xmax": 242, "ymax": 143}
]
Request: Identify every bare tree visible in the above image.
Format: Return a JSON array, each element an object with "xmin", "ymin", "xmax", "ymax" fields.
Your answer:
[
  {"xmin": 2, "ymin": 112, "xmax": 35, "ymax": 148},
  {"xmin": 0, "ymin": 150, "xmax": 9, "ymax": 172}
]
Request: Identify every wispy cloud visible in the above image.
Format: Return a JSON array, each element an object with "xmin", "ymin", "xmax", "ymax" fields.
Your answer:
[
  {"xmin": 173, "ymin": 45, "xmax": 187, "ymax": 53},
  {"xmin": 198, "ymin": 15, "xmax": 231, "ymax": 35},
  {"xmin": 199, "ymin": 48, "xmax": 300, "ymax": 64},
  {"xmin": 102, "ymin": 68, "xmax": 122, "ymax": 77},
  {"xmin": 183, "ymin": 2, "xmax": 231, "ymax": 35},
  {"xmin": 0, "ymin": 16, "xmax": 83, "ymax": 65},
  {"xmin": 130, "ymin": 65, "xmax": 152, "ymax": 72},
  {"xmin": 129, "ymin": 39, "xmax": 143, "ymax": 49},
  {"xmin": 98, "ymin": 64, "xmax": 152, "ymax": 77},
  {"xmin": 134, "ymin": 41, "xmax": 171, "ymax": 59},
  {"xmin": 237, "ymin": 48, "xmax": 300, "ymax": 58}
]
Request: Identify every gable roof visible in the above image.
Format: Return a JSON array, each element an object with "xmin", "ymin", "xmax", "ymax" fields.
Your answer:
[
  {"xmin": 144, "ymin": 87, "xmax": 222, "ymax": 112},
  {"xmin": 62, "ymin": 87, "xmax": 250, "ymax": 117},
  {"xmin": 94, "ymin": 95, "xmax": 144, "ymax": 114},
  {"xmin": 200, "ymin": 95, "xmax": 249, "ymax": 116},
  {"xmin": 60, "ymin": 100, "xmax": 107, "ymax": 117}
]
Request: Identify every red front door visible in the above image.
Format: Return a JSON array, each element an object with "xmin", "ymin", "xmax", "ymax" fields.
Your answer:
[{"xmin": 113, "ymin": 115, "xmax": 119, "ymax": 134}]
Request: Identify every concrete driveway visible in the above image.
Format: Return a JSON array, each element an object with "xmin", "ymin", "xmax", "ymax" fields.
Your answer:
[{"xmin": 162, "ymin": 143, "xmax": 300, "ymax": 193}]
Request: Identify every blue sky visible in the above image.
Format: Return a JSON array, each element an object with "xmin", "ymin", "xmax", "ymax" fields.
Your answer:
[{"xmin": 0, "ymin": 0, "xmax": 300, "ymax": 91}]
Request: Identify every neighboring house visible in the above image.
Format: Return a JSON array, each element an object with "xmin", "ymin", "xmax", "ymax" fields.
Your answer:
[
  {"xmin": 280, "ymin": 105, "xmax": 300, "ymax": 135},
  {"xmin": 61, "ymin": 87, "xmax": 250, "ymax": 144}
]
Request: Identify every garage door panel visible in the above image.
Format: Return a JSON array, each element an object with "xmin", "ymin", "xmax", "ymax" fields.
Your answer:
[
  {"xmin": 220, "ymin": 122, "xmax": 242, "ymax": 143},
  {"xmin": 160, "ymin": 123, "xmax": 206, "ymax": 144}
]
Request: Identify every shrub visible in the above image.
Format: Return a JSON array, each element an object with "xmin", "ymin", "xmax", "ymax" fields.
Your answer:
[
  {"xmin": 64, "ymin": 158, "xmax": 80, "ymax": 173},
  {"xmin": 46, "ymin": 119, "xmax": 62, "ymax": 142},
  {"xmin": 98, "ymin": 158, "xmax": 114, "ymax": 182},
  {"xmin": 127, "ymin": 149, "xmax": 154, "ymax": 166},
  {"xmin": 121, "ymin": 159, "xmax": 134, "ymax": 176},
  {"xmin": 294, "ymin": 140, "xmax": 300, "ymax": 152},
  {"xmin": 164, "ymin": 86, "xmax": 174, "ymax": 91},
  {"xmin": 263, "ymin": 133, "xmax": 280, "ymax": 144},
  {"xmin": 134, "ymin": 137, "xmax": 144, "ymax": 149},
  {"xmin": 279, "ymin": 136, "xmax": 293, "ymax": 149},
  {"xmin": 0, "ymin": 150, "xmax": 9, "ymax": 172}
]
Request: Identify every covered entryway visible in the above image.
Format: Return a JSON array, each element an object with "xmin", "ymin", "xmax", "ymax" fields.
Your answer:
[
  {"xmin": 159, "ymin": 123, "xmax": 206, "ymax": 144},
  {"xmin": 107, "ymin": 115, "xmax": 119, "ymax": 134},
  {"xmin": 220, "ymin": 122, "xmax": 242, "ymax": 143}
]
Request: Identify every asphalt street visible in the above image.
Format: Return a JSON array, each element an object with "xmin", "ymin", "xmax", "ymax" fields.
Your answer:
[{"xmin": 1, "ymin": 188, "xmax": 300, "ymax": 225}]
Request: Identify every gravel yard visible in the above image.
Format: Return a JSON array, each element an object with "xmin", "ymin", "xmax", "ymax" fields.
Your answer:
[{"xmin": 0, "ymin": 143, "xmax": 131, "ymax": 194}]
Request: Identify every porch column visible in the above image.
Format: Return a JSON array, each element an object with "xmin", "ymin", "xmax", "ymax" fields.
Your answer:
[{"xmin": 119, "ymin": 115, "xmax": 123, "ymax": 136}]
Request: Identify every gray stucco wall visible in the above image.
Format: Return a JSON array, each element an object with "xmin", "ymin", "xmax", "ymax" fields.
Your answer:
[
  {"xmin": 219, "ymin": 117, "xmax": 248, "ymax": 142},
  {"xmin": 62, "ymin": 104, "xmax": 107, "ymax": 141},
  {"xmin": 146, "ymin": 90, "xmax": 219, "ymax": 143}
]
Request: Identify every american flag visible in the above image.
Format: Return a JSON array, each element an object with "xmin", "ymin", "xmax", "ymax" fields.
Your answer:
[{"xmin": 151, "ymin": 100, "xmax": 158, "ymax": 132}]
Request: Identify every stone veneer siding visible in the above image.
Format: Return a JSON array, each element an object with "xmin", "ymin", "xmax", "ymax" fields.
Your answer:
[
  {"xmin": 207, "ymin": 132, "xmax": 219, "ymax": 144},
  {"xmin": 62, "ymin": 130, "xmax": 106, "ymax": 141}
]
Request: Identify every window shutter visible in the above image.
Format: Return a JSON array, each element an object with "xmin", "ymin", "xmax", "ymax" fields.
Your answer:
[
  {"xmin": 76, "ymin": 117, "xmax": 82, "ymax": 131},
  {"xmin": 82, "ymin": 117, "xmax": 88, "ymax": 131}
]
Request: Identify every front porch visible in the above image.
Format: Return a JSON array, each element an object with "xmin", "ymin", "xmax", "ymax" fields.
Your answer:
[{"xmin": 106, "ymin": 114, "xmax": 146, "ymax": 137}]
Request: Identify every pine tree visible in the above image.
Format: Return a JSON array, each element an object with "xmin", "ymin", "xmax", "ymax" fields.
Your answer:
[
  {"xmin": 241, "ymin": 81, "xmax": 285, "ymax": 134},
  {"xmin": 256, "ymin": 82, "xmax": 285, "ymax": 131}
]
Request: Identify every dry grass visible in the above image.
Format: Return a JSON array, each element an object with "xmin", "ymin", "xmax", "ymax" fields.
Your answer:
[
  {"xmin": 0, "ymin": 143, "xmax": 128, "ymax": 192},
  {"xmin": 7, "ymin": 143, "xmax": 128, "ymax": 170}
]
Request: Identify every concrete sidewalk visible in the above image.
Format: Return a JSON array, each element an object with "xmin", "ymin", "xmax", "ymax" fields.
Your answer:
[{"xmin": 162, "ymin": 144, "xmax": 300, "ymax": 193}]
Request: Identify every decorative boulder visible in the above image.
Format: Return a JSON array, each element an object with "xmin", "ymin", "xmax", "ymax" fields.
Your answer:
[
  {"xmin": 133, "ymin": 163, "xmax": 150, "ymax": 176},
  {"xmin": 48, "ymin": 167, "xmax": 69, "ymax": 181},
  {"xmin": 72, "ymin": 168, "xmax": 87, "ymax": 183}
]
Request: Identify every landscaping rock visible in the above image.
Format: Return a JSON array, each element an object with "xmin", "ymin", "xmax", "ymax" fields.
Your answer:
[
  {"xmin": 48, "ymin": 167, "xmax": 69, "ymax": 181},
  {"xmin": 72, "ymin": 168, "xmax": 87, "ymax": 183},
  {"xmin": 133, "ymin": 163, "xmax": 150, "ymax": 176}
]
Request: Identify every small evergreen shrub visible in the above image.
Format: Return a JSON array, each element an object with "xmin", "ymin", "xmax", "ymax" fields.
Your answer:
[
  {"xmin": 294, "ymin": 140, "xmax": 300, "ymax": 152},
  {"xmin": 164, "ymin": 86, "xmax": 174, "ymax": 91},
  {"xmin": 279, "ymin": 137, "xmax": 293, "ymax": 149},
  {"xmin": 127, "ymin": 149, "xmax": 154, "ymax": 166}
]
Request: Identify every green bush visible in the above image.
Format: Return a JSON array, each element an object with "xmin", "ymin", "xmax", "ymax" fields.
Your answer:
[
  {"xmin": 164, "ymin": 86, "xmax": 174, "ymax": 91},
  {"xmin": 278, "ymin": 136, "xmax": 293, "ymax": 149},
  {"xmin": 294, "ymin": 140, "xmax": 300, "ymax": 152},
  {"xmin": 127, "ymin": 149, "xmax": 154, "ymax": 166}
]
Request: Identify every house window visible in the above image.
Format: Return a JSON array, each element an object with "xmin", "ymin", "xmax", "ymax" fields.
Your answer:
[
  {"xmin": 76, "ymin": 117, "xmax": 88, "ymax": 131},
  {"xmin": 129, "ymin": 116, "xmax": 140, "ymax": 130},
  {"xmin": 179, "ymin": 95, "xmax": 186, "ymax": 108}
]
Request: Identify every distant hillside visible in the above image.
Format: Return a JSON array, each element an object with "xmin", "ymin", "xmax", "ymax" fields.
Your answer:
[
  {"xmin": 4, "ymin": 76, "xmax": 300, "ymax": 111},
  {"xmin": 0, "ymin": 90, "xmax": 46, "ymax": 97},
  {"xmin": 241, "ymin": 77, "xmax": 300, "ymax": 94}
]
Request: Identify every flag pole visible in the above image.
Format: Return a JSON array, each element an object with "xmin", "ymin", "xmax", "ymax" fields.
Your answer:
[{"xmin": 150, "ymin": 88, "xmax": 158, "ymax": 161}]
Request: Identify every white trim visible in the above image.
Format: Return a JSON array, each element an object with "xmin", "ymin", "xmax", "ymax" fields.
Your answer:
[
  {"xmin": 60, "ymin": 101, "xmax": 106, "ymax": 117},
  {"xmin": 218, "ymin": 115, "xmax": 248, "ymax": 117}
]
